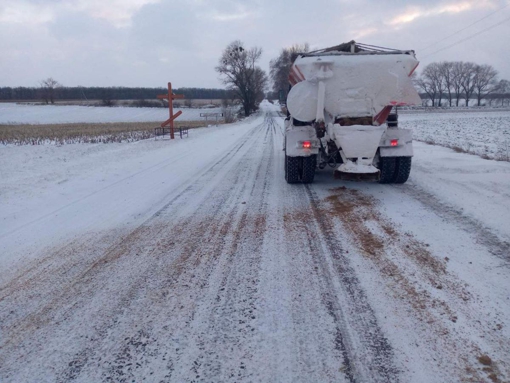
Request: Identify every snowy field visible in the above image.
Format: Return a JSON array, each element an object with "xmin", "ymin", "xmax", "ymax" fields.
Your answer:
[
  {"xmin": 2, "ymin": 102, "xmax": 509, "ymax": 161},
  {"xmin": 1, "ymin": 102, "xmax": 509, "ymax": 382},
  {"xmin": 0, "ymin": 102, "xmax": 223, "ymax": 124},
  {"xmin": 400, "ymin": 110, "xmax": 510, "ymax": 160}
]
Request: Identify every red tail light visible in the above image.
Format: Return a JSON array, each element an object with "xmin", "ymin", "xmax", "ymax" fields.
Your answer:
[
  {"xmin": 303, "ymin": 141, "xmax": 311, "ymax": 149},
  {"xmin": 390, "ymin": 139, "xmax": 398, "ymax": 147}
]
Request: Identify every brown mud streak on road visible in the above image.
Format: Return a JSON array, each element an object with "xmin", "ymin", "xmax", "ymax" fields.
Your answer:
[
  {"xmin": 323, "ymin": 186, "xmax": 505, "ymax": 383},
  {"xmin": 99, "ymin": 213, "xmax": 267, "ymax": 382},
  {"xmin": 0, "ymin": 228, "xmax": 127, "ymax": 302}
]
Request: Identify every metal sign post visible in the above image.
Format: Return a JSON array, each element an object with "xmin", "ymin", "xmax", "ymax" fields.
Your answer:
[
  {"xmin": 157, "ymin": 82, "xmax": 184, "ymax": 139},
  {"xmin": 200, "ymin": 112, "xmax": 224, "ymax": 126}
]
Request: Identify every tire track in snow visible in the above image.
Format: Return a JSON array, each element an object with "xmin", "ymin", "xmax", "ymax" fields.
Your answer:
[
  {"xmin": 0, "ymin": 118, "xmax": 263, "ymax": 241},
  {"xmin": 397, "ymin": 183, "xmax": 510, "ymax": 263},
  {"xmin": 271, "ymin": 106, "xmax": 398, "ymax": 382},
  {"xmin": 284, "ymin": 185, "xmax": 399, "ymax": 383},
  {"xmin": 1, "ymin": 110, "xmax": 414, "ymax": 382},
  {"xmin": 0, "ymin": 119, "xmax": 268, "ymax": 380},
  {"xmin": 0, "ymin": 119, "xmax": 264, "ymax": 302},
  {"xmin": 319, "ymin": 186, "xmax": 509, "ymax": 382},
  {"xmin": 171, "ymin": 113, "xmax": 276, "ymax": 381},
  {"xmin": 90, "ymin": 114, "xmax": 277, "ymax": 382}
]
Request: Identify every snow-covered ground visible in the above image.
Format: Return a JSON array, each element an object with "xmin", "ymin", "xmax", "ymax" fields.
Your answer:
[
  {"xmin": 0, "ymin": 102, "xmax": 223, "ymax": 124},
  {"xmin": 1, "ymin": 102, "xmax": 509, "ymax": 382},
  {"xmin": 400, "ymin": 110, "xmax": 510, "ymax": 160},
  {"xmin": 2, "ymin": 102, "xmax": 509, "ymax": 161}
]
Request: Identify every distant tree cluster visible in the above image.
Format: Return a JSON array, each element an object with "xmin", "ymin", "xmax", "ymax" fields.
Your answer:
[
  {"xmin": 415, "ymin": 62, "xmax": 510, "ymax": 107},
  {"xmin": 40, "ymin": 77, "xmax": 61, "ymax": 104},
  {"xmin": 269, "ymin": 43, "xmax": 309, "ymax": 102},
  {"xmin": 216, "ymin": 40, "xmax": 267, "ymax": 117},
  {"xmin": 0, "ymin": 81, "xmax": 230, "ymax": 104}
]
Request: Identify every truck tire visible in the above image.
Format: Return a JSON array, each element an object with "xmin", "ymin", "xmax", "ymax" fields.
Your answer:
[
  {"xmin": 393, "ymin": 157, "xmax": 412, "ymax": 184},
  {"xmin": 379, "ymin": 157, "xmax": 396, "ymax": 184},
  {"xmin": 301, "ymin": 155, "xmax": 317, "ymax": 184},
  {"xmin": 285, "ymin": 155, "xmax": 301, "ymax": 184}
]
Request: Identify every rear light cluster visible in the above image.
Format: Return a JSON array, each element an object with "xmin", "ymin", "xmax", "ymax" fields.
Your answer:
[{"xmin": 297, "ymin": 140, "xmax": 315, "ymax": 149}]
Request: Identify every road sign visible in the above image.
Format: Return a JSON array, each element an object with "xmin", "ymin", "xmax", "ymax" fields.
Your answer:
[
  {"xmin": 200, "ymin": 112, "xmax": 224, "ymax": 126},
  {"xmin": 200, "ymin": 112, "xmax": 224, "ymax": 117}
]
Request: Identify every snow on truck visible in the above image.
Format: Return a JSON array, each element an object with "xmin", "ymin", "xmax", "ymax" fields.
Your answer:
[{"xmin": 284, "ymin": 41, "xmax": 421, "ymax": 184}]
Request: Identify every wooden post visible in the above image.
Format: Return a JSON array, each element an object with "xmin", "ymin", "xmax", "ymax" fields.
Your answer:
[
  {"xmin": 168, "ymin": 82, "xmax": 174, "ymax": 139},
  {"xmin": 157, "ymin": 82, "xmax": 184, "ymax": 140}
]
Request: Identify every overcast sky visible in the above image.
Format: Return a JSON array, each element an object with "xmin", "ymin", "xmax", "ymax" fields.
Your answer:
[{"xmin": 1, "ymin": 0, "xmax": 509, "ymax": 89}]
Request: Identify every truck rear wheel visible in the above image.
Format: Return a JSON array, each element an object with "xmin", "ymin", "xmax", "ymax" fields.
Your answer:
[
  {"xmin": 301, "ymin": 155, "xmax": 316, "ymax": 183},
  {"xmin": 285, "ymin": 155, "xmax": 301, "ymax": 184},
  {"xmin": 378, "ymin": 157, "xmax": 396, "ymax": 184},
  {"xmin": 393, "ymin": 157, "xmax": 412, "ymax": 184}
]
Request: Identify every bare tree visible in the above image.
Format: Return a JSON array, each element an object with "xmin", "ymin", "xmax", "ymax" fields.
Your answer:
[
  {"xmin": 417, "ymin": 63, "xmax": 444, "ymax": 106},
  {"xmin": 416, "ymin": 75, "xmax": 436, "ymax": 106},
  {"xmin": 497, "ymin": 79, "xmax": 510, "ymax": 106},
  {"xmin": 40, "ymin": 77, "xmax": 61, "ymax": 104},
  {"xmin": 460, "ymin": 62, "xmax": 477, "ymax": 106},
  {"xmin": 269, "ymin": 43, "xmax": 309, "ymax": 102},
  {"xmin": 451, "ymin": 62, "xmax": 464, "ymax": 107},
  {"xmin": 473, "ymin": 64, "xmax": 499, "ymax": 106},
  {"xmin": 439, "ymin": 61, "xmax": 454, "ymax": 107},
  {"xmin": 497, "ymin": 80, "xmax": 508, "ymax": 107},
  {"xmin": 216, "ymin": 41, "xmax": 268, "ymax": 117},
  {"xmin": 429, "ymin": 63, "xmax": 445, "ymax": 106},
  {"xmin": 252, "ymin": 67, "xmax": 268, "ymax": 106}
]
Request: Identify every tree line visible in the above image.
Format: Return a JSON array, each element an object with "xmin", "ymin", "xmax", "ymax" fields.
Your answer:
[
  {"xmin": 415, "ymin": 61, "xmax": 510, "ymax": 107},
  {"xmin": 0, "ymin": 82, "xmax": 231, "ymax": 103},
  {"xmin": 5, "ymin": 47, "xmax": 509, "ymax": 116}
]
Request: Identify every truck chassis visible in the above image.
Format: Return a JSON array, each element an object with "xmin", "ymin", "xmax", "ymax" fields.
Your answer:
[{"xmin": 284, "ymin": 41, "xmax": 420, "ymax": 184}]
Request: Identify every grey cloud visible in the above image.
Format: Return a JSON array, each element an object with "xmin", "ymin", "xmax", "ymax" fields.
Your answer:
[{"xmin": 1, "ymin": 0, "xmax": 509, "ymax": 87}]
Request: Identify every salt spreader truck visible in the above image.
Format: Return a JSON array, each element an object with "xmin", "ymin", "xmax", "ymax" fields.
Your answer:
[{"xmin": 284, "ymin": 41, "xmax": 421, "ymax": 184}]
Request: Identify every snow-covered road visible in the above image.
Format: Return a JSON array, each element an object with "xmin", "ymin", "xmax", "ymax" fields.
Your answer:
[{"xmin": 1, "ymin": 102, "xmax": 509, "ymax": 382}]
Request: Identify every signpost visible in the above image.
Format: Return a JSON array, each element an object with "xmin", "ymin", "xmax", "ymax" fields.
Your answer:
[
  {"xmin": 157, "ymin": 82, "xmax": 184, "ymax": 139},
  {"xmin": 200, "ymin": 112, "xmax": 224, "ymax": 126}
]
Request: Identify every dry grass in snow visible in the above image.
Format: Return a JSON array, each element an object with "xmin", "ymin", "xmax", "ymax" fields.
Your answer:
[{"xmin": 0, "ymin": 121, "xmax": 208, "ymax": 145}]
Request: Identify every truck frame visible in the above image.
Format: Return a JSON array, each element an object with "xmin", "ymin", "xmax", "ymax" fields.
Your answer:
[{"xmin": 284, "ymin": 41, "xmax": 421, "ymax": 184}]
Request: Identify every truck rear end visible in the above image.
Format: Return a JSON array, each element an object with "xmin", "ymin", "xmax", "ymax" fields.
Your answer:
[{"xmin": 284, "ymin": 41, "xmax": 420, "ymax": 184}]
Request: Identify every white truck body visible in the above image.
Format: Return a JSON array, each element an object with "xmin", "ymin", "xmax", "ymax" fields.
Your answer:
[{"xmin": 283, "ymin": 41, "xmax": 420, "ymax": 184}]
